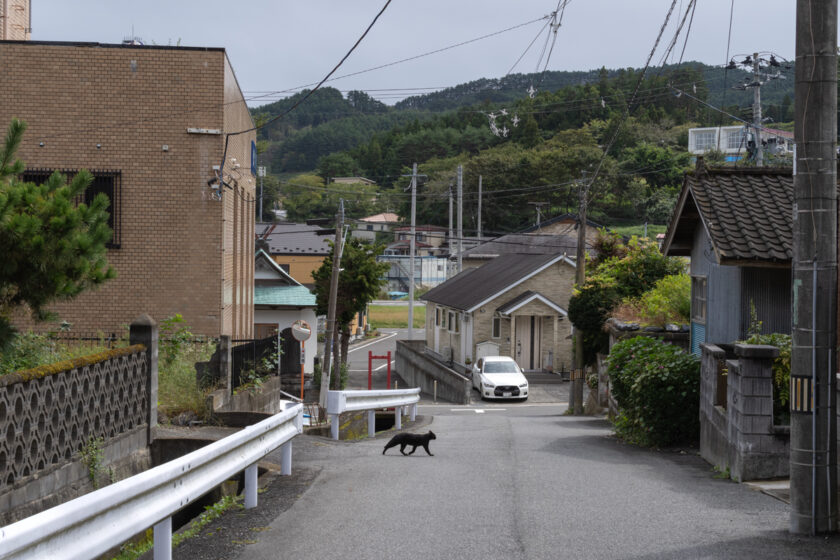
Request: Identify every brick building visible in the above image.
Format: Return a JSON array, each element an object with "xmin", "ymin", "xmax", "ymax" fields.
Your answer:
[
  {"xmin": 0, "ymin": 40, "xmax": 256, "ymax": 338},
  {"xmin": 0, "ymin": 0, "xmax": 31, "ymax": 41}
]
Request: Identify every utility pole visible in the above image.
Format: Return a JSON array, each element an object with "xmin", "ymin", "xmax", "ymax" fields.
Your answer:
[
  {"xmin": 752, "ymin": 53, "xmax": 763, "ymax": 166},
  {"xmin": 477, "ymin": 175, "xmax": 483, "ymax": 240},
  {"xmin": 572, "ymin": 173, "xmax": 589, "ymax": 415},
  {"xmin": 319, "ymin": 199, "xmax": 345, "ymax": 407},
  {"xmin": 789, "ymin": 0, "xmax": 837, "ymax": 535},
  {"xmin": 457, "ymin": 165, "xmax": 463, "ymax": 274},
  {"xmin": 257, "ymin": 166, "xmax": 266, "ymax": 221},
  {"xmin": 528, "ymin": 201, "xmax": 548, "ymax": 227},
  {"xmin": 448, "ymin": 180, "xmax": 454, "ymax": 279},
  {"xmin": 408, "ymin": 163, "xmax": 417, "ymax": 340}
]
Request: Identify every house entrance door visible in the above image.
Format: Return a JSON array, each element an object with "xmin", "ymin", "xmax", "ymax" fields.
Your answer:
[{"xmin": 514, "ymin": 315, "xmax": 542, "ymax": 371}]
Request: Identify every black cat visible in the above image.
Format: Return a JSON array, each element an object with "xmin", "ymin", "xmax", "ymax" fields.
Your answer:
[{"xmin": 382, "ymin": 430, "xmax": 436, "ymax": 456}]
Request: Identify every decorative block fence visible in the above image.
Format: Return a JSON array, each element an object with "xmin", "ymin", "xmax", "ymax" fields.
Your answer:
[
  {"xmin": 0, "ymin": 315, "xmax": 157, "ymax": 525},
  {"xmin": 699, "ymin": 343, "xmax": 789, "ymax": 481}
]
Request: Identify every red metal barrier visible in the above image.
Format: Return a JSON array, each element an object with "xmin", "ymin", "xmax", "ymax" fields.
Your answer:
[{"xmin": 368, "ymin": 350, "xmax": 392, "ymax": 389}]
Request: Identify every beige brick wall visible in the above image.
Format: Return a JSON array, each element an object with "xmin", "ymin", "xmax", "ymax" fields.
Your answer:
[
  {"xmin": 0, "ymin": 0, "xmax": 30, "ymax": 40},
  {"xmin": 0, "ymin": 42, "xmax": 255, "ymax": 338}
]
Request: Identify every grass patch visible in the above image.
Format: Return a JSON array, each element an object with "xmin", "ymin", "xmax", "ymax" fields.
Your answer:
[
  {"xmin": 609, "ymin": 224, "xmax": 668, "ymax": 239},
  {"xmin": 158, "ymin": 341, "xmax": 216, "ymax": 420},
  {"xmin": 369, "ymin": 305, "xmax": 425, "ymax": 329},
  {"xmin": 0, "ymin": 332, "xmax": 112, "ymax": 376}
]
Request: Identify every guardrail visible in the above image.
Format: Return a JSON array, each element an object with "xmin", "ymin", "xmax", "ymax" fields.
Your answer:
[
  {"xmin": 326, "ymin": 388, "xmax": 421, "ymax": 440},
  {"xmin": 0, "ymin": 403, "xmax": 303, "ymax": 560}
]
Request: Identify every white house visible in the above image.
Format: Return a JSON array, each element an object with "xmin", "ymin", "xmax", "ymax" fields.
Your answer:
[{"xmin": 688, "ymin": 125, "xmax": 793, "ymax": 159}]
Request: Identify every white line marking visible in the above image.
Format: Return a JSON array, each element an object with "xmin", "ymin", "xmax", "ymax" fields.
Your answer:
[
  {"xmin": 449, "ymin": 408, "xmax": 507, "ymax": 413},
  {"xmin": 348, "ymin": 332, "xmax": 397, "ymax": 353},
  {"xmin": 373, "ymin": 359, "xmax": 395, "ymax": 372}
]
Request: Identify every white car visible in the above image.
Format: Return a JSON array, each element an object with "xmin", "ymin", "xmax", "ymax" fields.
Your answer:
[{"xmin": 472, "ymin": 356, "xmax": 529, "ymax": 400}]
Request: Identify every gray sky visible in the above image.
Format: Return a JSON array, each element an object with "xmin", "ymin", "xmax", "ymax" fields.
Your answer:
[{"xmin": 33, "ymin": 1, "xmax": 800, "ymax": 107}]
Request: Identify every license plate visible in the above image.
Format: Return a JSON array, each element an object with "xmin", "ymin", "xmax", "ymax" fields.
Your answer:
[{"xmin": 503, "ymin": 391, "xmax": 512, "ymax": 397}]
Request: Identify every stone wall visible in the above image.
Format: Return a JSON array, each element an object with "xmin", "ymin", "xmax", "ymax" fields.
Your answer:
[
  {"xmin": 395, "ymin": 340, "xmax": 471, "ymax": 405},
  {"xmin": 0, "ymin": 317, "xmax": 158, "ymax": 524},
  {"xmin": 699, "ymin": 343, "xmax": 789, "ymax": 481}
]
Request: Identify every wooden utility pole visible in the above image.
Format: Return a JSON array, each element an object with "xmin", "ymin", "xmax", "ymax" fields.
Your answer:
[
  {"xmin": 572, "ymin": 174, "xmax": 589, "ymax": 415},
  {"xmin": 408, "ymin": 163, "xmax": 417, "ymax": 340},
  {"xmin": 789, "ymin": 0, "xmax": 837, "ymax": 535},
  {"xmin": 319, "ymin": 199, "xmax": 345, "ymax": 407}
]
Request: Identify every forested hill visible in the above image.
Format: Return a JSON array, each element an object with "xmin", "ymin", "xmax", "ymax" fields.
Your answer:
[
  {"xmin": 251, "ymin": 61, "xmax": 794, "ymax": 176},
  {"xmin": 394, "ymin": 62, "xmax": 794, "ymax": 112}
]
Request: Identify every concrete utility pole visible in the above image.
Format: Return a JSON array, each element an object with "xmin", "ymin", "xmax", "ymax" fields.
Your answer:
[
  {"xmin": 790, "ymin": 0, "xmax": 837, "ymax": 535},
  {"xmin": 528, "ymin": 201, "xmax": 548, "ymax": 227},
  {"xmin": 477, "ymin": 175, "xmax": 483, "ymax": 240},
  {"xmin": 752, "ymin": 53, "xmax": 764, "ymax": 167},
  {"xmin": 572, "ymin": 174, "xmax": 589, "ymax": 415},
  {"xmin": 408, "ymin": 163, "xmax": 417, "ymax": 340},
  {"xmin": 257, "ymin": 166, "xmax": 266, "ymax": 220},
  {"xmin": 457, "ymin": 165, "xmax": 463, "ymax": 274},
  {"xmin": 448, "ymin": 180, "xmax": 454, "ymax": 278},
  {"xmin": 319, "ymin": 199, "xmax": 345, "ymax": 407}
]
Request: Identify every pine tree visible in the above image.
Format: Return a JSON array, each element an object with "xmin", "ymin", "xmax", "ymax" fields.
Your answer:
[{"xmin": 0, "ymin": 119, "xmax": 115, "ymax": 349}]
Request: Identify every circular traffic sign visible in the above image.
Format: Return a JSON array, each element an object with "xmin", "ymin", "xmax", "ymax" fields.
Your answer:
[{"xmin": 291, "ymin": 320, "xmax": 311, "ymax": 341}]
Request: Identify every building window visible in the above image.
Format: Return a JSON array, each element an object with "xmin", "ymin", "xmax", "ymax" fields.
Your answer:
[
  {"xmin": 366, "ymin": 224, "xmax": 373, "ymax": 231},
  {"xmin": 693, "ymin": 130, "xmax": 716, "ymax": 151},
  {"xmin": 692, "ymin": 276, "xmax": 707, "ymax": 324},
  {"xmin": 492, "ymin": 316, "xmax": 501, "ymax": 338},
  {"xmin": 279, "ymin": 263, "xmax": 291, "ymax": 274},
  {"xmin": 21, "ymin": 168, "xmax": 122, "ymax": 248},
  {"xmin": 435, "ymin": 307, "xmax": 441, "ymax": 327},
  {"xmin": 726, "ymin": 128, "xmax": 747, "ymax": 151}
]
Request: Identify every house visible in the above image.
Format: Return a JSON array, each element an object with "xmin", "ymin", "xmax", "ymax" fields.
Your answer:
[
  {"xmin": 1, "ymin": 39, "xmax": 256, "ymax": 338},
  {"xmin": 353, "ymin": 212, "xmax": 400, "ymax": 242},
  {"xmin": 688, "ymin": 125, "xmax": 793, "ymax": 161},
  {"xmin": 457, "ymin": 214, "xmax": 600, "ymax": 270},
  {"xmin": 254, "ymin": 250, "xmax": 317, "ymax": 374},
  {"xmin": 661, "ymin": 158, "xmax": 793, "ymax": 354},
  {"xmin": 330, "ymin": 176, "xmax": 376, "ymax": 185},
  {"xmin": 256, "ymin": 222, "xmax": 332, "ymax": 289},
  {"xmin": 391, "ymin": 225, "xmax": 448, "ymax": 255},
  {"xmin": 420, "ymin": 253, "xmax": 576, "ymax": 373}
]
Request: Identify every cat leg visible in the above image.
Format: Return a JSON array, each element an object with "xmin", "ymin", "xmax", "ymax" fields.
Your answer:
[
  {"xmin": 408, "ymin": 445, "xmax": 417, "ymax": 455},
  {"xmin": 399, "ymin": 443, "xmax": 408, "ymax": 455},
  {"xmin": 423, "ymin": 443, "xmax": 434, "ymax": 456}
]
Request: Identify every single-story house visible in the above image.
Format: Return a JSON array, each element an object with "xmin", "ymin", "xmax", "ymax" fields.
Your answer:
[
  {"xmin": 420, "ymin": 252, "xmax": 576, "ymax": 373},
  {"xmin": 254, "ymin": 249, "xmax": 317, "ymax": 374},
  {"xmin": 353, "ymin": 212, "xmax": 401, "ymax": 241},
  {"xmin": 661, "ymin": 158, "xmax": 793, "ymax": 354}
]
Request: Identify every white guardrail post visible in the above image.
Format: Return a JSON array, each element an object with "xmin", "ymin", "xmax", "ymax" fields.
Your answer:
[
  {"xmin": 0, "ymin": 403, "xmax": 303, "ymax": 560},
  {"xmin": 325, "ymin": 388, "xmax": 421, "ymax": 441}
]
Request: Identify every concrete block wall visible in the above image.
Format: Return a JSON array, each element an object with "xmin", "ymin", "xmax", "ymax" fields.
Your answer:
[
  {"xmin": 699, "ymin": 343, "xmax": 789, "ymax": 481},
  {"xmin": 395, "ymin": 340, "xmax": 470, "ymax": 405},
  {"xmin": 0, "ymin": 317, "xmax": 158, "ymax": 524}
]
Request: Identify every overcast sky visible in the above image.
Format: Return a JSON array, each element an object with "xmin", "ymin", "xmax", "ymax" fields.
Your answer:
[{"xmin": 33, "ymin": 1, "xmax": 801, "ymax": 107}]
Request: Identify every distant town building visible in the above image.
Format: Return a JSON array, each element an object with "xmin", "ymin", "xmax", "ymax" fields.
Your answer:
[
  {"xmin": 330, "ymin": 176, "xmax": 376, "ymax": 185},
  {"xmin": 688, "ymin": 125, "xmax": 793, "ymax": 161}
]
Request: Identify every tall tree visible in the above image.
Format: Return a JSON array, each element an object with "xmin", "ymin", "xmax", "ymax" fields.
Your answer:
[
  {"xmin": 0, "ymin": 119, "xmax": 115, "ymax": 348},
  {"xmin": 312, "ymin": 238, "xmax": 388, "ymax": 387}
]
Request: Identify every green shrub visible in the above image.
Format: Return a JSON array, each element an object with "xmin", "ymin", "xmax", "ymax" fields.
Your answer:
[
  {"xmin": 607, "ymin": 336, "xmax": 700, "ymax": 446},
  {"xmin": 635, "ymin": 273, "xmax": 690, "ymax": 326},
  {"xmin": 742, "ymin": 332, "xmax": 791, "ymax": 425}
]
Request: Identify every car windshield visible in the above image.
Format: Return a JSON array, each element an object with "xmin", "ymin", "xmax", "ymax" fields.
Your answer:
[{"xmin": 484, "ymin": 361, "xmax": 519, "ymax": 374}]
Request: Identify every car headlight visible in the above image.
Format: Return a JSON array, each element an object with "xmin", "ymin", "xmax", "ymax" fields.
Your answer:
[
  {"xmin": 482, "ymin": 379, "xmax": 495, "ymax": 388},
  {"xmin": 519, "ymin": 383, "xmax": 528, "ymax": 388}
]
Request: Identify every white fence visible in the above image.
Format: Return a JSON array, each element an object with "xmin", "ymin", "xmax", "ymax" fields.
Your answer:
[
  {"xmin": 0, "ymin": 403, "xmax": 303, "ymax": 560},
  {"xmin": 326, "ymin": 388, "xmax": 421, "ymax": 440}
]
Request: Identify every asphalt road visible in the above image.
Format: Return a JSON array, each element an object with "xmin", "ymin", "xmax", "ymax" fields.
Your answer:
[{"xmin": 226, "ymin": 409, "xmax": 837, "ymax": 560}]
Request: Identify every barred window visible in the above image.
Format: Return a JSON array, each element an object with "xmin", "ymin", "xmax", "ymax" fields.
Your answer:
[{"xmin": 21, "ymin": 168, "xmax": 121, "ymax": 248}]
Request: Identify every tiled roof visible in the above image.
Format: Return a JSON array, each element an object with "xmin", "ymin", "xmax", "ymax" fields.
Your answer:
[
  {"xmin": 254, "ymin": 285, "xmax": 316, "ymax": 307},
  {"xmin": 360, "ymin": 212, "xmax": 400, "ymax": 223},
  {"xmin": 421, "ymin": 253, "xmax": 574, "ymax": 311},
  {"xmin": 662, "ymin": 164, "xmax": 793, "ymax": 264},
  {"xmin": 255, "ymin": 222, "xmax": 331, "ymax": 255},
  {"xmin": 460, "ymin": 233, "xmax": 582, "ymax": 259}
]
